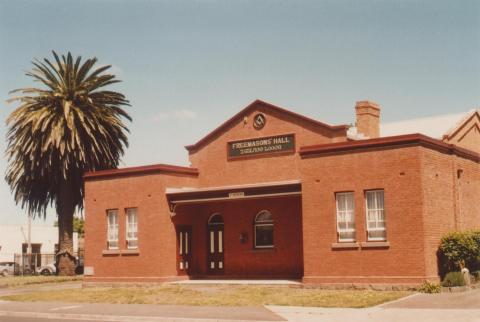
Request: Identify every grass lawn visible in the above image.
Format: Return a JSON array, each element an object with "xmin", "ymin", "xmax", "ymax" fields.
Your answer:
[
  {"xmin": 0, "ymin": 275, "xmax": 82, "ymax": 288},
  {"xmin": 0, "ymin": 284, "xmax": 412, "ymax": 308}
]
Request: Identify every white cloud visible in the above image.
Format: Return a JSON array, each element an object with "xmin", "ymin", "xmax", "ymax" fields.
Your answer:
[{"xmin": 151, "ymin": 109, "xmax": 197, "ymax": 122}]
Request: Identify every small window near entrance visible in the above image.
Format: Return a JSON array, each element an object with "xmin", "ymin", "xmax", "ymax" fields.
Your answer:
[{"xmin": 254, "ymin": 210, "xmax": 274, "ymax": 248}]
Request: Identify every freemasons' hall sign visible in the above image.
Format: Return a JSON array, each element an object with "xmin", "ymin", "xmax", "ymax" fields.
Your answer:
[{"xmin": 228, "ymin": 134, "xmax": 295, "ymax": 158}]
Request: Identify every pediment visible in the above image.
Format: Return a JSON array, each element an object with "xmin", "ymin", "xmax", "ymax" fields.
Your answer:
[{"xmin": 185, "ymin": 99, "xmax": 348, "ymax": 153}]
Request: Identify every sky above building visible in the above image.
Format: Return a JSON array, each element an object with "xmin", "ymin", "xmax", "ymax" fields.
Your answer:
[{"xmin": 0, "ymin": 0, "xmax": 479, "ymax": 225}]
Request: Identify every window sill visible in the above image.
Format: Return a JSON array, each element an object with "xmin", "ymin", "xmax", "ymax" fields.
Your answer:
[
  {"xmin": 102, "ymin": 249, "xmax": 120, "ymax": 256},
  {"xmin": 331, "ymin": 242, "xmax": 359, "ymax": 250},
  {"xmin": 360, "ymin": 241, "xmax": 390, "ymax": 249},
  {"xmin": 121, "ymin": 249, "xmax": 140, "ymax": 255},
  {"xmin": 251, "ymin": 247, "xmax": 276, "ymax": 253}
]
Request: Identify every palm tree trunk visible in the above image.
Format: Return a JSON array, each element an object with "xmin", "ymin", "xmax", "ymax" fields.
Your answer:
[{"xmin": 56, "ymin": 180, "xmax": 76, "ymax": 276}]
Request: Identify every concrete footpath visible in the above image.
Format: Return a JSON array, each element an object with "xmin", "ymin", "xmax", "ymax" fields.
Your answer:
[{"xmin": 269, "ymin": 305, "xmax": 480, "ymax": 322}]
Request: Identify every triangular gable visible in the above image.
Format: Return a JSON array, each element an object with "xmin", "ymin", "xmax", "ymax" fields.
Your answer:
[
  {"xmin": 185, "ymin": 99, "xmax": 348, "ymax": 153},
  {"xmin": 443, "ymin": 110, "xmax": 480, "ymax": 141},
  {"xmin": 443, "ymin": 110, "xmax": 480, "ymax": 154}
]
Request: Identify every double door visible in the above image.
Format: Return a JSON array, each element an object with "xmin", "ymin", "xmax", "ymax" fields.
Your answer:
[
  {"xmin": 207, "ymin": 222, "xmax": 224, "ymax": 274},
  {"xmin": 176, "ymin": 217, "xmax": 225, "ymax": 276}
]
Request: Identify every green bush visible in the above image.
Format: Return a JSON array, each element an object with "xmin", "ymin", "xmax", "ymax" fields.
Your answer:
[
  {"xmin": 438, "ymin": 230, "xmax": 480, "ymax": 277},
  {"xmin": 418, "ymin": 280, "xmax": 441, "ymax": 293},
  {"xmin": 441, "ymin": 272, "xmax": 465, "ymax": 287},
  {"xmin": 472, "ymin": 271, "xmax": 480, "ymax": 282}
]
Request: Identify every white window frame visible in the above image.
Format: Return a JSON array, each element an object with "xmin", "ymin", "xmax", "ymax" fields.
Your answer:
[
  {"xmin": 365, "ymin": 190, "xmax": 386, "ymax": 241},
  {"xmin": 107, "ymin": 209, "xmax": 119, "ymax": 250},
  {"xmin": 335, "ymin": 192, "xmax": 356, "ymax": 242},
  {"xmin": 126, "ymin": 208, "xmax": 138, "ymax": 249},
  {"xmin": 254, "ymin": 210, "xmax": 274, "ymax": 249}
]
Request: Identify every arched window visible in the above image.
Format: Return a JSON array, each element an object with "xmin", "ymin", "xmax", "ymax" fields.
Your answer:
[
  {"xmin": 254, "ymin": 210, "xmax": 274, "ymax": 248},
  {"xmin": 208, "ymin": 213, "xmax": 224, "ymax": 225}
]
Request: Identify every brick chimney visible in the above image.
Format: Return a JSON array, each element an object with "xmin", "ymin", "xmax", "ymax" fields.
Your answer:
[{"xmin": 355, "ymin": 100, "xmax": 380, "ymax": 138}]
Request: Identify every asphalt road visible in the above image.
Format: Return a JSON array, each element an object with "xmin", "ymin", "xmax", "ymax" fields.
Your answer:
[{"xmin": 0, "ymin": 301, "xmax": 285, "ymax": 322}]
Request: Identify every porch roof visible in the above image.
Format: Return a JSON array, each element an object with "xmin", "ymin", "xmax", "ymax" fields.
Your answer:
[{"xmin": 166, "ymin": 180, "xmax": 301, "ymax": 212}]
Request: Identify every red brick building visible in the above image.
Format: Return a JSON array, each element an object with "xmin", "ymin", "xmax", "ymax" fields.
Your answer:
[{"xmin": 83, "ymin": 100, "xmax": 480, "ymax": 286}]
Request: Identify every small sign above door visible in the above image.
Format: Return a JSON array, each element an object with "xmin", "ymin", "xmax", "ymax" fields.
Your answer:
[
  {"xmin": 228, "ymin": 134, "xmax": 295, "ymax": 159},
  {"xmin": 228, "ymin": 192, "xmax": 245, "ymax": 199}
]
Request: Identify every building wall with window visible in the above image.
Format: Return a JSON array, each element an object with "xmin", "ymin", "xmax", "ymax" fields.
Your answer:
[
  {"xmin": 172, "ymin": 196, "xmax": 303, "ymax": 278},
  {"xmin": 84, "ymin": 170, "xmax": 198, "ymax": 281},
  {"xmin": 83, "ymin": 100, "xmax": 479, "ymax": 286},
  {"xmin": 300, "ymin": 145, "xmax": 428, "ymax": 284}
]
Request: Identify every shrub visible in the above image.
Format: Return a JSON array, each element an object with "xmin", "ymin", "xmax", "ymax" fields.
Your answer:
[
  {"xmin": 438, "ymin": 230, "xmax": 480, "ymax": 277},
  {"xmin": 472, "ymin": 271, "xmax": 480, "ymax": 282},
  {"xmin": 418, "ymin": 280, "xmax": 441, "ymax": 293},
  {"xmin": 441, "ymin": 272, "xmax": 465, "ymax": 287}
]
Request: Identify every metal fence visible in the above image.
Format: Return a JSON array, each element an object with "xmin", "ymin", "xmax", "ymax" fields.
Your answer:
[{"xmin": 13, "ymin": 253, "xmax": 59, "ymax": 275}]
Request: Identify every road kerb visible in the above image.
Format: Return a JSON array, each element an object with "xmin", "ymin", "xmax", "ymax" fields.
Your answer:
[{"xmin": 0, "ymin": 310, "xmax": 280, "ymax": 322}]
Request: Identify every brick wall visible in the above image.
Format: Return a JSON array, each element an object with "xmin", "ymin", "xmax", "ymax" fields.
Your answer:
[
  {"xmin": 420, "ymin": 149, "xmax": 480, "ymax": 278},
  {"xmin": 172, "ymin": 196, "xmax": 303, "ymax": 278},
  {"xmin": 84, "ymin": 172, "xmax": 198, "ymax": 282},
  {"xmin": 300, "ymin": 145, "xmax": 429, "ymax": 284},
  {"xmin": 188, "ymin": 104, "xmax": 347, "ymax": 187}
]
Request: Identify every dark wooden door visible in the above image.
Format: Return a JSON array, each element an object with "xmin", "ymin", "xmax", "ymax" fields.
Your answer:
[
  {"xmin": 176, "ymin": 226, "xmax": 192, "ymax": 275},
  {"xmin": 207, "ymin": 219, "xmax": 224, "ymax": 274}
]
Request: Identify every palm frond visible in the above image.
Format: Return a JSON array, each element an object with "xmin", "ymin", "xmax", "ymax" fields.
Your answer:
[{"xmin": 5, "ymin": 51, "xmax": 131, "ymax": 217}]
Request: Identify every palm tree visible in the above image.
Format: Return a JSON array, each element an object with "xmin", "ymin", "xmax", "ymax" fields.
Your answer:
[{"xmin": 6, "ymin": 51, "xmax": 131, "ymax": 275}]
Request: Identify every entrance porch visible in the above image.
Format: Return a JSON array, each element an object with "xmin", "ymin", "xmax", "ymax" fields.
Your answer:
[{"xmin": 167, "ymin": 181, "xmax": 304, "ymax": 280}]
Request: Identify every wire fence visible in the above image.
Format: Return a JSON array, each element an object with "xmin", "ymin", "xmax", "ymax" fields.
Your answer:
[{"xmin": 12, "ymin": 252, "xmax": 82, "ymax": 276}]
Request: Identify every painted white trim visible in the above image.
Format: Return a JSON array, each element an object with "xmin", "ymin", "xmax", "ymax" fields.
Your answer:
[
  {"xmin": 166, "ymin": 179, "xmax": 301, "ymax": 195},
  {"xmin": 171, "ymin": 191, "xmax": 301, "ymax": 205}
]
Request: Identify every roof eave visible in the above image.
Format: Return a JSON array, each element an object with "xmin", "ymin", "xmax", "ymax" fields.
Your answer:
[
  {"xmin": 299, "ymin": 133, "xmax": 480, "ymax": 162},
  {"xmin": 84, "ymin": 163, "xmax": 199, "ymax": 181}
]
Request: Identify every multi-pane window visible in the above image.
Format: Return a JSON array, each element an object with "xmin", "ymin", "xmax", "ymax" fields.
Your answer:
[
  {"xmin": 107, "ymin": 210, "xmax": 119, "ymax": 249},
  {"xmin": 366, "ymin": 190, "xmax": 386, "ymax": 241},
  {"xmin": 126, "ymin": 208, "xmax": 138, "ymax": 249},
  {"xmin": 335, "ymin": 192, "xmax": 356, "ymax": 242},
  {"xmin": 254, "ymin": 210, "xmax": 274, "ymax": 248}
]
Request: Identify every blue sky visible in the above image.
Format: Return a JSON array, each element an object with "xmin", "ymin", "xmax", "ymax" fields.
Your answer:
[{"xmin": 0, "ymin": 0, "xmax": 479, "ymax": 225}]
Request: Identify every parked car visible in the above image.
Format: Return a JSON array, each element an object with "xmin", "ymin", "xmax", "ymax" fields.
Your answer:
[
  {"xmin": 35, "ymin": 263, "xmax": 56, "ymax": 276},
  {"xmin": 0, "ymin": 262, "xmax": 17, "ymax": 276}
]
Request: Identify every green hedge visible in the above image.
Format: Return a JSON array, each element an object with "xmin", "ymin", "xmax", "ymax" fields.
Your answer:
[
  {"xmin": 438, "ymin": 230, "xmax": 480, "ymax": 277},
  {"xmin": 441, "ymin": 272, "xmax": 465, "ymax": 287}
]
